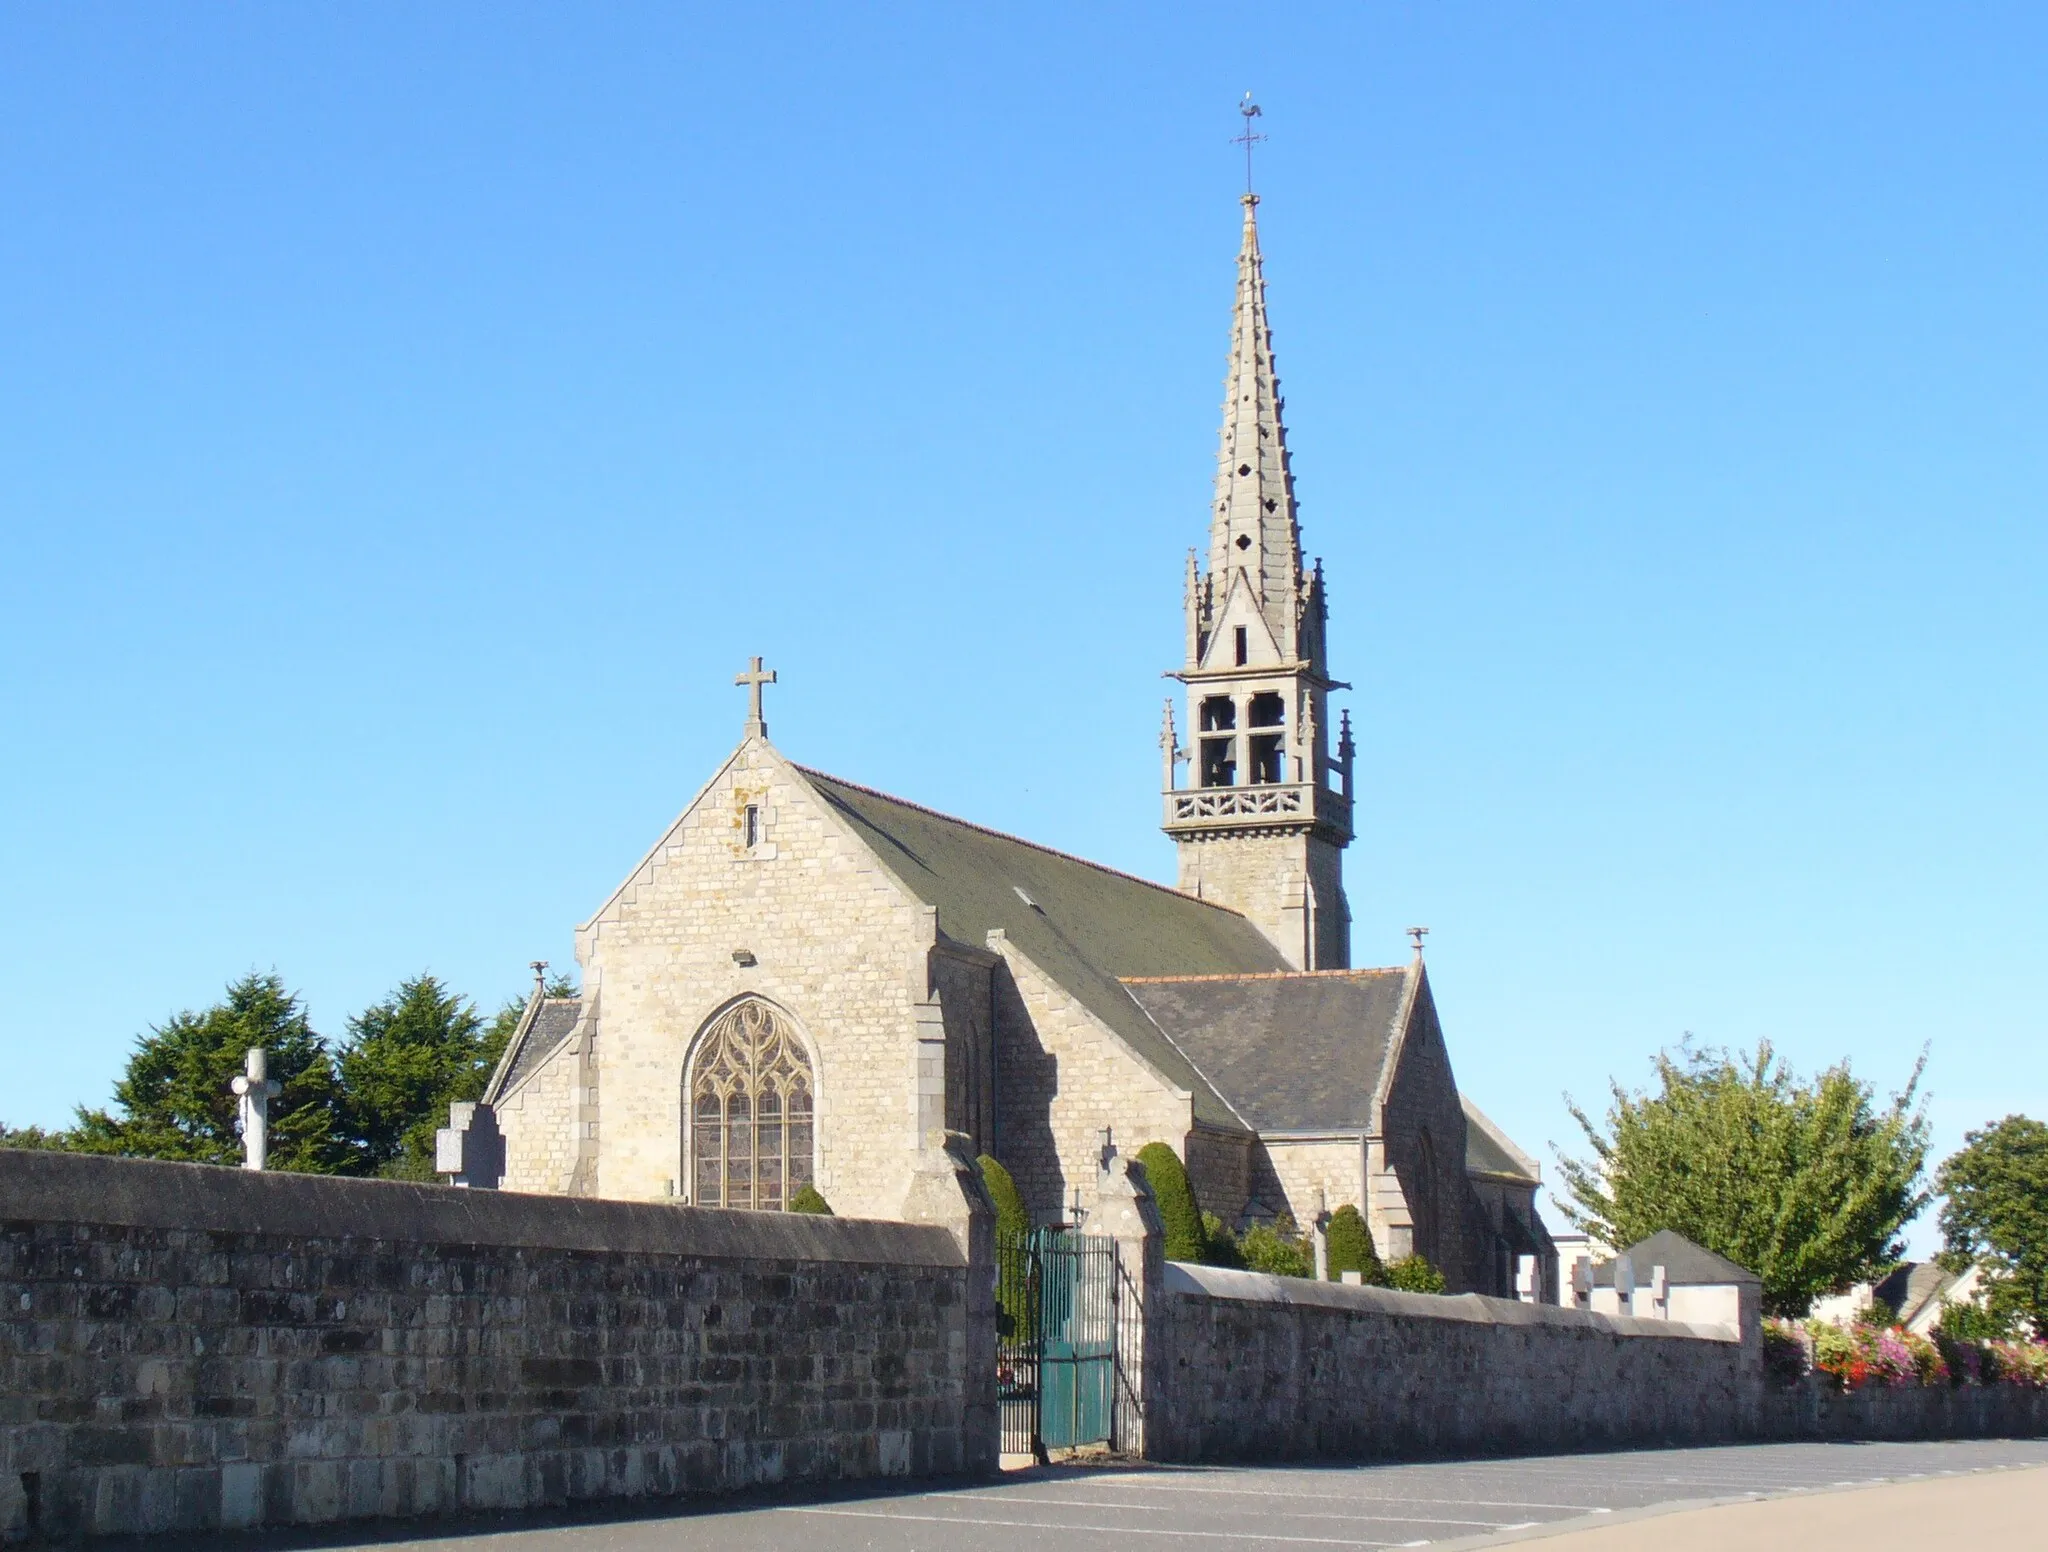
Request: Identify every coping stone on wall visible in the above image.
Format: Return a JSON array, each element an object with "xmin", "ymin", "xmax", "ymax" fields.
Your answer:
[
  {"xmin": 0, "ymin": 1149, "xmax": 961, "ymax": 1266},
  {"xmin": 1164, "ymin": 1261, "xmax": 1737, "ymax": 1342}
]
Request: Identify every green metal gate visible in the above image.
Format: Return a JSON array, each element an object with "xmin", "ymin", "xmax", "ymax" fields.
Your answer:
[{"xmin": 996, "ymin": 1228, "xmax": 1120, "ymax": 1456}]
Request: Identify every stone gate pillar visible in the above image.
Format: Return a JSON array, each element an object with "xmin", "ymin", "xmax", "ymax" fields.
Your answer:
[
  {"xmin": 1093, "ymin": 1144, "xmax": 1165, "ymax": 1459},
  {"xmin": 901, "ymin": 1128, "xmax": 999, "ymax": 1477}
]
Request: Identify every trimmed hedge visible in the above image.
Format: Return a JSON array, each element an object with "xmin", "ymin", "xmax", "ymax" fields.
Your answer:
[
  {"xmin": 1325, "ymin": 1203, "xmax": 1385, "ymax": 1284},
  {"xmin": 788, "ymin": 1184, "xmax": 833, "ymax": 1215},
  {"xmin": 1136, "ymin": 1142, "xmax": 1207, "ymax": 1262},
  {"xmin": 978, "ymin": 1153, "xmax": 1030, "ymax": 1242}
]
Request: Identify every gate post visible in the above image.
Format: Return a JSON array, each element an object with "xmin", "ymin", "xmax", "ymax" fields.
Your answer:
[
  {"xmin": 1094, "ymin": 1147, "xmax": 1164, "ymax": 1458},
  {"xmin": 902, "ymin": 1128, "xmax": 1000, "ymax": 1477}
]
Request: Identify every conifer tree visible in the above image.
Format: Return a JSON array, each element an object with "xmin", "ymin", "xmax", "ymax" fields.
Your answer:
[
  {"xmin": 333, "ymin": 974, "xmax": 496, "ymax": 1178},
  {"xmin": 71, "ymin": 972, "xmax": 345, "ymax": 1173}
]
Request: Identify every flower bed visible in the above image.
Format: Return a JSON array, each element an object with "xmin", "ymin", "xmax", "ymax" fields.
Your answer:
[{"xmin": 1769, "ymin": 1317, "xmax": 2048, "ymax": 1391}]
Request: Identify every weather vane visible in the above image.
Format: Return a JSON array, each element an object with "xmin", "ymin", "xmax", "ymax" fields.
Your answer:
[{"xmin": 1232, "ymin": 92, "xmax": 1266, "ymax": 196}]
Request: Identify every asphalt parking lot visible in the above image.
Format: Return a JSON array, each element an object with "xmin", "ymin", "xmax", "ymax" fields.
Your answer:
[{"xmin": 301, "ymin": 1438, "xmax": 2048, "ymax": 1551}]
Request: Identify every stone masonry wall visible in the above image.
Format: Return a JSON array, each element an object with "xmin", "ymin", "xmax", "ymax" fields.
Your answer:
[
  {"xmin": 493, "ymin": 1024, "xmax": 587, "ymax": 1196},
  {"xmin": 987, "ymin": 940, "xmax": 1191, "ymax": 1224},
  {"xmin": 1154, "ymin": 1263, "xmax": 1760, "ymax": 1462},
  {"xmin": 0, "ymin": 1152, "xmax": 985, "ymax": 1541}
]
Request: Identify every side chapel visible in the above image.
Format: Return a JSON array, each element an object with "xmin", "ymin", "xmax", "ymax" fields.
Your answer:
[{"xmin": 480, "ymin": 190, "xmax": 1555, "ymax": 1296}]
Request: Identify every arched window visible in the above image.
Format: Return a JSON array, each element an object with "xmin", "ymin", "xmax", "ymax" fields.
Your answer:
[{"xmin": 688, "ymin": 999, "xmax": 815, "ymax": 1211}]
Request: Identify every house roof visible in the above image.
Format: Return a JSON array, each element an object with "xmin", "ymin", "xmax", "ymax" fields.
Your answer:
[
  {"xmin": 1119, "ymin": 968, "xmax": 1410, "ymax": 1133},
  {"xmin": 796, "ymin": 767, "xmax": 1290, "ymax": 1128},
  {"xmin": 484, "ymin": 997, "xmax": 584, "ymax": 1104},
  {"xmin": 1874, "ymin": 1262, "xmax": 1959, "ymax": 1327},
  {"xmin": 1595, "ymin": 1229, "xmax": 1761, "ymax": 1287}
]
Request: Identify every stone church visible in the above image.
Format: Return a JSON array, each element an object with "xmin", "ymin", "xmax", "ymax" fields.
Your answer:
[{"xmin": 480, "ymin": 191, "xmax": 1554, "ymax": 1297}]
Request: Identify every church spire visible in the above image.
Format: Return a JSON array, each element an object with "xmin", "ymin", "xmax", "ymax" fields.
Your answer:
[
  {"xmin": 1209, "ymin": 192, "xmax": 1307, "ymax": 663},
  {"xmin": 1163, "ymin": 131, "xmax": 1352, "ymax": 972}
]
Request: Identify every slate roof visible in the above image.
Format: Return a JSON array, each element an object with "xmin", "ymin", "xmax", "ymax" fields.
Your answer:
[
  {"xmin": 1594, "ymin": 1229, "xmax": 1761, "ymax": 1287},
  {"xmin": 1874, "ymin": 1262, "xmax": 1959, "ymax": 1327},
  {"xmin": 1463, "ymin": 1097, "xmax": 1540, "ymax": 1184},
  {"xmin": 1119, "ymin": 969, "xmax": 1410, "ymax": 1134},
  {"xmin": 796, "ymin": 768, "xmax": 1290, "ymax": 1128},
  {"xmin": 484, "ymin": 997, "xmax": 584, "ymax": 1103}
]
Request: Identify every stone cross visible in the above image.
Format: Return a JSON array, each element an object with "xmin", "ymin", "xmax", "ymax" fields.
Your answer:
[
  {"xmin": 735, "ymin": 656, "xmax": 777, "ymax": 738},
  {"xmin": 1311, "ymin": 1185, "xmax": 1330, "ymax": 1282},
  {"xmin": 229, "ymin": 1047, "xmax": 282, "ymax": 1171}
]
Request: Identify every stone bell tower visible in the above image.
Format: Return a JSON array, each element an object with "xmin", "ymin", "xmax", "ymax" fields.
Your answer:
[{"xmin": 1162, "ymin": 190, "xmax": 1354, "ymax": 969}]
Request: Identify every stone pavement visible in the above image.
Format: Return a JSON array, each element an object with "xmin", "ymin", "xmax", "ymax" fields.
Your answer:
[{"xmin": 212, "ymin": 1439, "xmax": 2048, "ymax": 1550}]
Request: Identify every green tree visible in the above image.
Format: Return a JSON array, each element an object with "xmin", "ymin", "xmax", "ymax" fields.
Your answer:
[
  {"xmin": 334, "ymin": 974, "xmax": 497, "ymax": 1178},
  {"xmin": 1326, "ymin": 1203, "xmax": 1386, "ymax": 1284},
  {"xmin": 0, "ymin": 1124, "xmax": 70, "ymax": 1150},
  {"xmin": 71, "ymin": 972, "xmax": 345, "ymax": 1172},
  {"xmin": 978, "ymin": 1154, "xmax": 1030, "ymax": 1242},
  {"xmin": 1557, "ymin": 1040, "xmax": 1929, "ymax": 1317},
  {"xmin": 1937, "ymin": 1115, "xmax": 2048, "ymax": 1333},
  {"xmin": 1135, "ymin": 1142, "xmax": 1207, "ymax": 1262}
]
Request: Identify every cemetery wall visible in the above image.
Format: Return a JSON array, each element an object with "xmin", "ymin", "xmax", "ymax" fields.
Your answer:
[
  {"xmin": 1757, "ymin": 1375, "xmax": 2048, "ymax": 1441},
  {"xmin": 0, "ymin": 1151, "xmax": 988, "ymax": 1541},
  {"xmin": 1152, "ymin": 1262, "xmax": 1759, "ymax": 1461}
]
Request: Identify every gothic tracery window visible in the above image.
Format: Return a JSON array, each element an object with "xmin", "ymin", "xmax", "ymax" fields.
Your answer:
[{"xmin": 688, "ymin": 999, "xmax": 815, "ymax": 1211}]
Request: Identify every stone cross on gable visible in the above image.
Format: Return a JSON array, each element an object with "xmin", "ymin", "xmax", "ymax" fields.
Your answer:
[
  {"xmin": 229, "ymin": 1047, "xmax": 282, "ymax": 1171},
  {"xmin": 735, "ymin": 656, "xmax": 777, "ymax": 738}
]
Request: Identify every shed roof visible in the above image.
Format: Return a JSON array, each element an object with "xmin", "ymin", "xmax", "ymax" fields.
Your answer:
[
  {"xmin": 1596, "ymin": 1229, "xmax": 1761, "ymax": 1287},
  {"xmin": 484, "ymin": 997, "xmax": 584, "ymax": 1104},
  {"xmin": 1120, "ymin": 968, "xmax": 1411, "ymax": 1133}
]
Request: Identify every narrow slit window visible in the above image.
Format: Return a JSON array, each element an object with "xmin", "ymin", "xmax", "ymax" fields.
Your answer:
[
  {"xmin": 743, "ymin": 804, "xmax": 761, "ymax": 849},
  {"xmin": 1234, "ymin": 627, "xmax": 1249, "ymax": 666}
]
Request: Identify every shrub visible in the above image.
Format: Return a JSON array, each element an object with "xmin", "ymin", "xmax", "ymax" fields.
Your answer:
[
  {"xmin": 1199, "ymin": 1211, "xmax": 1244, "ymax": 1269},
  {"xmin": 1325, "ymin": 1204, "xmax": 1386, "ymax": 1284},
  {"xmin": 1386, "ymin": 1255, "xmax": 1447, "ymax": 1294},
  {"xmin": 788, "ymin": 1185, "xmax": 832, "ymax": 1215},
  {"xmin": 1238, "ymin": 1215, "xmax": 1314, "ymax": 1278},
  {"xmin": 977, "ymin": 1154, "xmax": 1030, "ymax": 1244},
  {"xmin": 1762, "ymin": 1319, "xmax": 1809, "ymax": 1385},
  {"xmin": 1987, "ymin": 1340, "xmax": 2048, "ymax": 1387},
  {"xmin": 1135, "ymin": 1142, "xmax": 1206, "ymax": 1262},
  {"xmin": 1811, "ymin": 1321, "xmax": 1918, "ymax": 1389},
  {"xmin": 1936, "ymin": 1297, "xmax": 2018, "ymax": 1342},
  {"xmin": 1899, "ymin": 1327, "xmax": 1949, "ymax": 1386}
]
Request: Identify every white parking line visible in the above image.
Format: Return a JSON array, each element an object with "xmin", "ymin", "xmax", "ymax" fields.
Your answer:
[
  {"xmin": 1045, "ymin": 1479, "xmax": 1604, "ymax": 1512},
  {"xmin": 961, "ymin": 1494, "xmax": 1525, "ymax": 1528},
  {"xmin": 779, "ymin": 1505, "xmax": 1395, "ymax": 1546}
]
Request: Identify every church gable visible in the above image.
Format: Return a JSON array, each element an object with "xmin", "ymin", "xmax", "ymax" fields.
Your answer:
[{"xmin": 573, "ymin": 737, "xmax": 937, "ymax": 1215}]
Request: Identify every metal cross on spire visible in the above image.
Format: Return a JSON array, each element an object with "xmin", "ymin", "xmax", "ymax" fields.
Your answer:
[
  {"xmin": 735, "ymin": 655, "xmax": 777, "ymax": 737},
  {"xmin": 1232, "ymin": 93, "xmax": 1267, "ymax": 196}
]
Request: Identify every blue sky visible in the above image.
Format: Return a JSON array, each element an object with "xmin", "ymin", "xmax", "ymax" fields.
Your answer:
[{"xmin": 2, "ymin": 4, "xmax": 2041, "ymax": 1249}]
